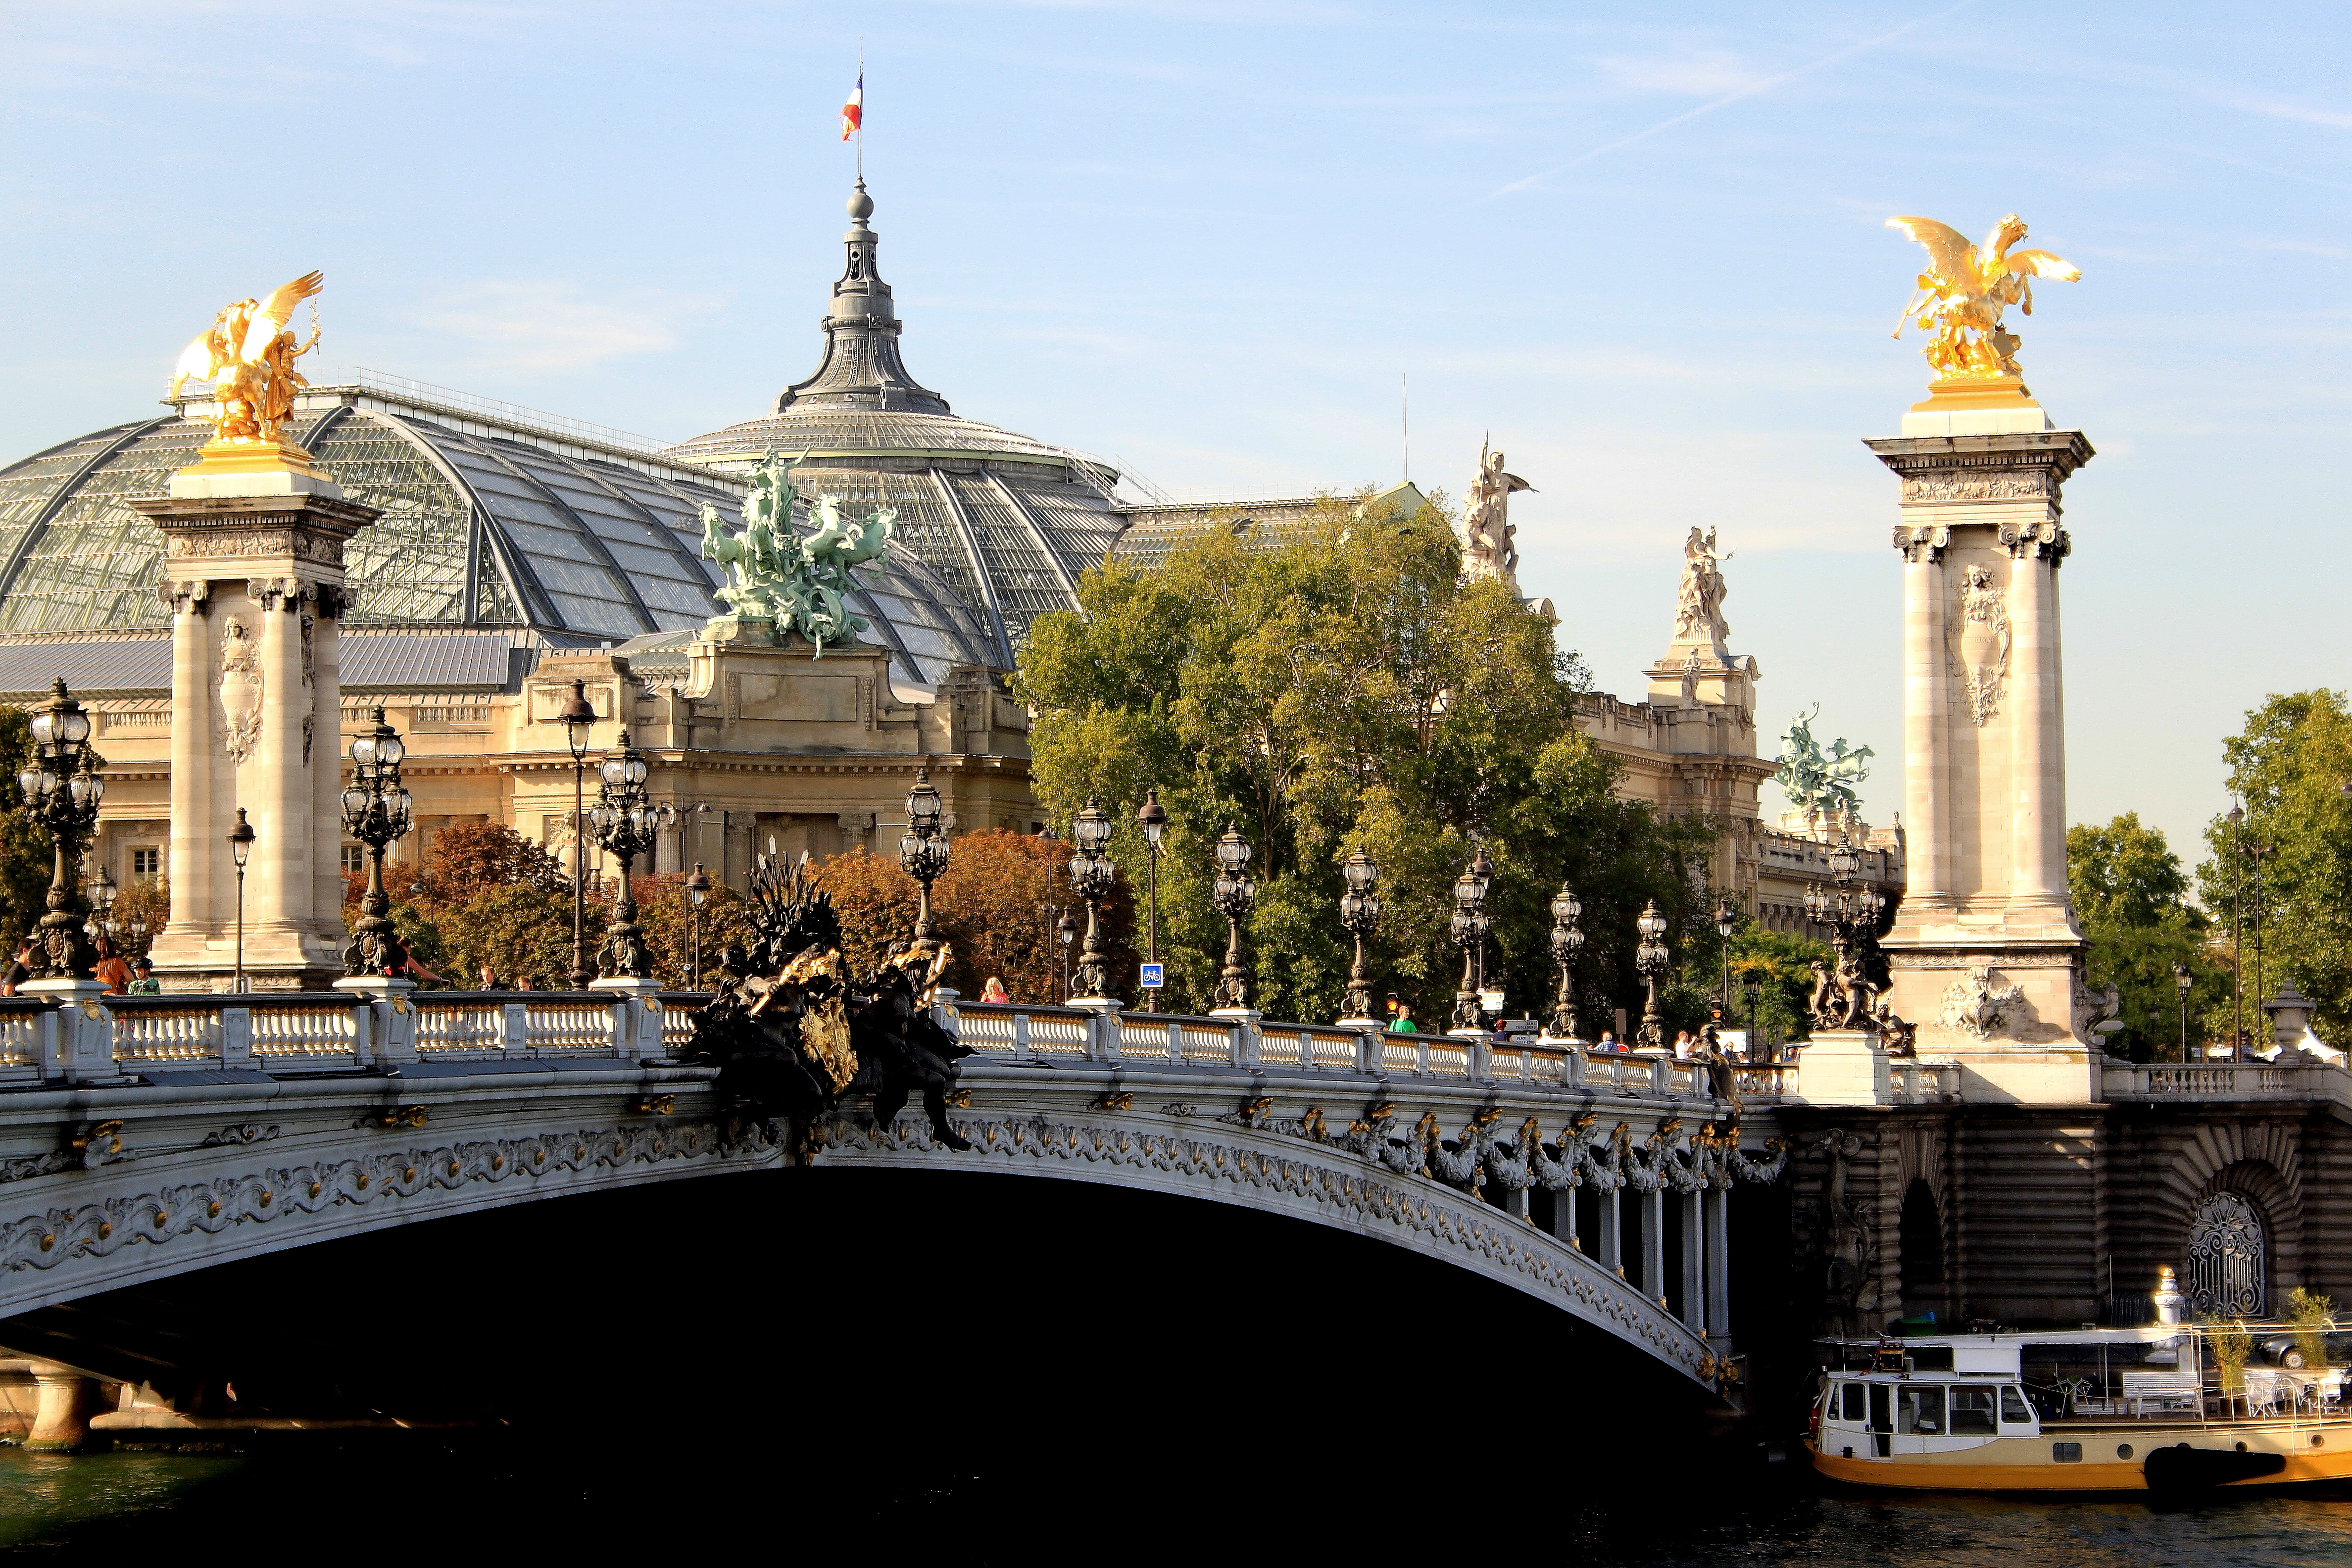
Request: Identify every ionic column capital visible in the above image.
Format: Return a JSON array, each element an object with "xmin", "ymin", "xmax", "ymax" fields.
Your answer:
[
  {"xmin": 159, "ymin": 578, "xmax": 212, "ymax": 615},
  {"xmin": 1999, "ymin": 521, "xmax": 2071, "ymax": 564},
  {"xmin": 1893, "ymin": 524, "xmax": 1952, "ymax": 564}
]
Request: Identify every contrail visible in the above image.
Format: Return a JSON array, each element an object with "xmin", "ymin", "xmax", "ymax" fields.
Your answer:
[{"xmin": 1484, "ymin": 2, "xmax": 1981, "ymax": 201}]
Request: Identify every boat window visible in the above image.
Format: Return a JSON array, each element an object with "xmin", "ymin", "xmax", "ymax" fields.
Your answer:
[
  {"xmin": 1841, "ymin": 1383, "xmax": 1867, "ymax": 1421},
  {"xmin": 2001, "ymin": 1386, "xmax": 2033, "ymax": 1425},
  {"xmin": 1950, "ymin": 1386, "xmax": 1997, "ymax": 1434},
  {"xmin": 1897, "ymin": 1385, "xmax": 1946, "ymax": 1435}
]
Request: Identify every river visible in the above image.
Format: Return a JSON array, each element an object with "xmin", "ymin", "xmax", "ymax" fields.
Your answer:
[{"xmin": 0, "ymin": 1445, "xmax": 2348, "ymax": 1562}]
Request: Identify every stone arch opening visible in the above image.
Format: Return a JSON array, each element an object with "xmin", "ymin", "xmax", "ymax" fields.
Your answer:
[
  {"xmin": 2185, "ymin": 1185, "xmax": 2270, "ymax": 1318},
  {"xmin": 1897, "ymin": 1176, "xmax": 1946, "ymax": 1321}
]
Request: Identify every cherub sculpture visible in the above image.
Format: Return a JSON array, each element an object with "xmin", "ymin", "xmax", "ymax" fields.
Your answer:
[
  {"xmin": 1888, "ymin": 214, "xmax": 2079, "ymax": 381},
  {"xmin": 169, "ymin": 272, "xmax": 325, "ymax": 447}
]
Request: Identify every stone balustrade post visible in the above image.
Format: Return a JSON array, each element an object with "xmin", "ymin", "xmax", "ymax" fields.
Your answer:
[
  {"xmin": 503, "ymin": 1002, "xmax": 528, "ymax": 1052},
  {"xmin": 334, "ymin": 975, "xmax": 415, "ymax": 1068},
  {"xmin": 1471, "ymin": 1036, "xmax": 1492, "ymax": 1080},
  {"xmin": 1230, "ymin": 1012, "xmax": 1261, "ymax": 1068},
  {"xmin": 1010, "ymin": 1011, "xmax": 1032, "ymax": 1061},
  {"xmin": 26, "ymin": 979, "xmax": 116, "ymax": 1082},
  {"xmin": 1563, "ymin": 1046, "xmax": 1587, "ymax": 1087},
  {"xmin": 1355, "ymin": 1027, "xmax": 1379, "ymax": 1073}
]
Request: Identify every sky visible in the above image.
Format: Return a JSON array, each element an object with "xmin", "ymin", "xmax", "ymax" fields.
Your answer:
[{"xmin": 4, "ymin": 0, "xmax": 2349, "ymax": 880}]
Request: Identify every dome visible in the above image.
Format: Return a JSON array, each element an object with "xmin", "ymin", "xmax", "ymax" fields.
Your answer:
[
  {"xmin": 660, "ymin": 181, "xmax": 1127, "ymax": 661},
  {"xmin": 0, "ymin": 380, "xmax": 999, "ymax": 690}
]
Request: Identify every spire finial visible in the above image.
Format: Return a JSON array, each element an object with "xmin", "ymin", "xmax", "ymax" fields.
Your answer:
[{"xmin": 848, "ymin": 179, "xmax": 873, "ymax": 222}]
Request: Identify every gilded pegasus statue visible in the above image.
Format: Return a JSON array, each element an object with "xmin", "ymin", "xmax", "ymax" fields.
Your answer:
[
  {"xmin": 169, "ymin": 271, "xmax": 325, "ymax": 447},
  {"xmin": 1887, "ymin": 215, "xmax": 2079, "ymax": 382}
]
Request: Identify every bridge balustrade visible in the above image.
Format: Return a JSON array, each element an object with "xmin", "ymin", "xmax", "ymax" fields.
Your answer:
[{"xmin": 2106, "ymin": 1059, "xmax": 2352, "ymax": 1107}]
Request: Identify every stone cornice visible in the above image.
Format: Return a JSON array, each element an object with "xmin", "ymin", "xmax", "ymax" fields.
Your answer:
[
  {"xmin": 128, "ymin": 492, "xmax": 382, "ymax": 534},
  {"xmin": 1862, "ymin": 429, "xmax": 2096, "ymax": 485}
]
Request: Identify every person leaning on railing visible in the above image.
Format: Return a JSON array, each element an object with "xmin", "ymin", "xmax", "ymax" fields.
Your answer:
[{"xmin": 1386, "ymin": 1000, "xmax": 1419, "ymax": 1033}]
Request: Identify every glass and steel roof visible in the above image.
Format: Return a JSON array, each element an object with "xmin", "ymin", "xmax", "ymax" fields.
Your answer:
[
  {"xmin": 0, "ymin": 391, "xmax": 999, "ymax": 690},
  {"xmin": 660, "ymin": 182, "xmax": 1127, "ymax": 659}
]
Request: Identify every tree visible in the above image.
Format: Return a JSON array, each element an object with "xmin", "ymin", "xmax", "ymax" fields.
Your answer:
[
  {"xmin": 812, "ymin": 848, "xmax": 922, "ymax": 978},
  {"xmin": 628, "ymin": 872, "xmax": 757, "ymax": 990},
  {"xmin": 1018, "ymin": 490, "xmax": 1723, "ymax": 1028},
  {"xmin": 2196, "ymin": 691, "xmax": 2352, "ymax": 1046},
  {"xmin": 114, "ymin": 875, "xmax": 168, "ymax": 962},
  {"xmin": 0, "ymin": 708, "xmax": 60, "ymax": 952},
  {"xmin": 932, "ymin": 830, "xmax": 1075, "ymax": 1005},
  {"xmin": 436, "ymin": 884, "xmax": 595, "ymax": 990},
  {"xmin": 1724, "ymin": 926, "xmax": 1832, "ymax": 1051},
  {"xmin": 2068, "ymin": 813, "xmax": 2214, "ymax": 1061}
]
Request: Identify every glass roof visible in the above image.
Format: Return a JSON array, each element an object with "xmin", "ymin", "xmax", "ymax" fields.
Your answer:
[{"xmin": 0, "ymin": 407, "xmax": 1001, "ymax": 687}]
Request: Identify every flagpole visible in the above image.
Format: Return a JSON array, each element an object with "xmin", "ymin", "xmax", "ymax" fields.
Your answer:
[{"xmin": 857, "ymin": 49, "xmax": 864, "ymax": 184}]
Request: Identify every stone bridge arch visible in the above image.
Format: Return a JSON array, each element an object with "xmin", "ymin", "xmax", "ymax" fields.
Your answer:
[{"xmin": 0, "ymin": 1061, "xmax": 1778, "ymax": 1396}]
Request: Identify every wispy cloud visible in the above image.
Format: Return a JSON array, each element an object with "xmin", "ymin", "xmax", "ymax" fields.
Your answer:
[
  {"xmin": 1486, "ymin": 3, "xmax": 1979, "ymax": 200},
  {"xmin": 413, "ymin": 282, "xmax": 722, "ymax": 374},
  {"xmin": 1595, "ymin": 47, "xmax": 1768, "ymax": 100}
]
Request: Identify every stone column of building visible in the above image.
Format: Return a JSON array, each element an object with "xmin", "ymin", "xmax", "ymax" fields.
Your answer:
[
  {"xmin": 132, "ymin": 475, "xmax": 376, "ymax": 991},
  {"xmin": 1867, "ymin": 414, "xmax": 2094, "ymax": 1102}
]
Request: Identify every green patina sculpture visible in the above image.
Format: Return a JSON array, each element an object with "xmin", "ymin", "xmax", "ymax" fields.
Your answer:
[
  {"xmin": 696, "ymin": 449, "xmax": 895, "ymax": 653},
  {"xmin": 1774, "ymin": 706, "xmax": 1873, "ymax": 819}
]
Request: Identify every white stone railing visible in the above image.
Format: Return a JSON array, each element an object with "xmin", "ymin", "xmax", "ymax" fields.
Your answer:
[
  {"xmin": 2105, "ymin": 1058, "xmax": 2352, "ymax": 1107},
  {"xmin": 947, "ymin": 1005, "xmax": 1747, "ymax": 1102}
]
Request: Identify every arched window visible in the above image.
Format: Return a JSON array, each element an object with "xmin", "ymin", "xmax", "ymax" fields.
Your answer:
[{"xmin": 2186, "ymin": 1190, "xmax": 2267, "ymax": 1318}]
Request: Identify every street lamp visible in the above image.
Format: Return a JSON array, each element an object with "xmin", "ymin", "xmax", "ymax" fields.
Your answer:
[
  {"xmin": 1338, "ymin": 845, "xmax": 1381, "ymax": 1025},
  {"xmin": 901, "ymin": 769, "xmax": 950, "ymax": 941},
  {"xmin": 339, "ymin": 705, "xmax": 414, "ymax": 977},
  {"xmin": 1210, "ymin": 822, "xmax": 1256, "ymax": 1012},
  {"xmin": 1634, "ymin": 899, "xmax": 1670, "ymax": 1048},
  {"xmin": 17, "ymin": 679, "xmax": 103, "ymax": 981},
  {"xmin": 685, "ymin": 863, "xmax": 712, "ymax": 991},
  {"xmin": 556, "ymin": 680, "xmax": 598, "ymax": 989},
  {"xmin": 1547, "ymin": 882, "xmax": 1584, "ymax": 1041},
  {"xmin": 586, "ymin": 728, "xmax": 675, "ymax": 980},
  {"xmin": 1714, "ymin": 894, "xmax": 1737, "ymax": 1041},
  {"xmin": 1448, "ymin": 842, "xmax": 1494, "ymax": 1034},
  {"xmin": 2175, "ymin": 961, "xmax": 2195, "ymax": 1063},
  {"xmin": 1056, "ymin": 909, "xmax": 1077, "ymax": 998},
  {"xmin": 1137, "ymin": 787, "xmax": 1167, "ymax": 1011},
  {"xmin": 1803, "ymin": 832, "xmax": 1886, "ymax": 1029},
  {"xmin": 1067, "ymin": 798, "xmax": 1116, "ymax": 1002},
  {"xmin": 227, "ymin": 807, "xmax": 254, "ymax": 993},
  {"xmin": 86, "ymin": 865, "xmax": 118, "ymax": 941}
]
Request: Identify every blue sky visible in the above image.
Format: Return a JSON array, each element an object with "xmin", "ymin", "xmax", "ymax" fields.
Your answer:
[{"xmin": 5, "ymin": 1, "xmax": 2348, "ymax": 879}]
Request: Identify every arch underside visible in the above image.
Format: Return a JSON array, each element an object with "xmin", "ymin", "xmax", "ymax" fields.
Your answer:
[{"xmin": 0, "ymin": 1109, "xmax": 1718, "ymax": 1388}]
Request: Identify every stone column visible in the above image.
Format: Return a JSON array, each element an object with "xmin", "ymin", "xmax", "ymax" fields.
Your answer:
[
  {"xmin": 1705, "ymin": 1187, "xmax": 1733, "ymax": 1348},
  {"xmin": 23, "ymin": 1361, "xmax": 100, "ymax": 1452},
  {"xmin": 1867, "ymin": 420, "xmax": 2094, "ymax": 1103},
  {"xmin": 1599, "ymin": 1189, "xmax": 1623, "ymax": 1275},
  {"xmin": 131, "ymin": 482, "xmax": 378, "ymax": 991},
  {"xmin": 1680, "ymin": 1189, "xmax": 1707, "ymax": 1332},
  {"xmin": 1640, "ymin": 1187, "xmax": 1665, "ymax": 1303}
]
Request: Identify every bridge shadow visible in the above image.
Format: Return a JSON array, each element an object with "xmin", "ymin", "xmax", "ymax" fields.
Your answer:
[{"xmin": 0, "ymin": 1166, "xmax": 1744, "ymax": 1540}]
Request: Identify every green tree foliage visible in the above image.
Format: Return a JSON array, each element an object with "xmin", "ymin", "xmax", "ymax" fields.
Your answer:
[
  {"xmin": 628, "ymin": 872, "xmax": 755, "ymax": 989},
  {"xmin": 2068, "ymin": 812, "xmax": 2216, "ymax": 1061},
  {"xmin": 1017, "ymin": 490, "xmax": 1722, "ymax": 1027},
  {"xmin": 2196, "ymin": 690, "xmax": 2352, "ymax": 1046},
  {"xmin": 1724, "ymin": 926, "xmax": 1831, "ymax": 1052},
  {"xmin": 0, "ymin": 708, "xmax": 62, "ymax": 951},
  {"xmin": 365, "ymin": 822, "xmax": 596, "ymax": 988}
]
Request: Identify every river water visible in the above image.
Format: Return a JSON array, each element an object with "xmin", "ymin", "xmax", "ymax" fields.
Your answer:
[{"xmin": 0, "ymin": 1445, "xmax": 2348, "ymax": 1562}]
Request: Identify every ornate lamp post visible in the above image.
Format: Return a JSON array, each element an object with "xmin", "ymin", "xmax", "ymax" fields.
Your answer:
[
  {"xmin": 1633, "ymin": 899, "xmax": 1670, "ymax": 1047},
  {"xmin": 587, "ymin": 729, "xmax": 675, "ymax": 980},
  {"xmin": 1067, "ymin": 798, "xmax": 1116, "ymax": 1002},
  {"xmin": 1338, "ymin": 845, "xmax": 1381, "ymax": 1025},
  {"xmin": 1448, "ymin": 843, "xmax": 1494, "ymax": 1034},
  {"xmin": 1137, "ymin": 788, "xmax": 1167, "ymax": 1011},
  {"xmin": 1803, "ymin": 833, "xmax": 1886, "ymax": 1029},
  {"xmin": 86, "ymin": 866, "xmax": 118, "ymax": 942},
  {"xmin": 339, "ymin": 706, "xmax": 414, "ymax": 976},
  {"xmin": 17, "ymin": 680, "xmax": 103, "ymax": 981},
  {"xmin": 685, "ymin": 863, "xmax": 713, "ymax": 991},
  {"xmin": 1547, "ymin": 882, "xmax": 1584, "ymax": 1040},
  {"xmin": 1056, "ymin": 910, "xmax": 1076, "ymax": 998},
  {"xmin": 1713, "ymin": 895, "xmax": 1737, "ymax": 1043},
  {"xmin": 2175, "ymin": 960, "xmax": 2195, "ymax": 1063},
  {"xmin": 1210, "ymin": 823, "xmax": 1256, "ymax": 1012},
  {"xmin": 557, "ymin": 680, "xmax": 598, "ymax": 989},
  {"xmin": 901, "ymin": 769, "xmax": 950, "ymax": 941},
  {"xmin": 227, "ymin": 808, "xmax": 254, "ymax": 993}
]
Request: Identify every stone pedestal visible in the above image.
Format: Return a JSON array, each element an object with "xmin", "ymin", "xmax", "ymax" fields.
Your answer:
[
  {"xmin": 22, "ymin": 977, "xmax": 117, "ymax": 1082},
  {"xmin": 23, "ymin": 1360, "xmax": 102, "ymax": 1451},
  {"xmin": 130, "ymin": 475, "xmax": 379, "ymax": 992},
  {"xmin": 1795, "ymin": 1029, "xmax": 1888, "ymax": 1106},
  {"xmin": 1867, "ymin": 404, "xmax": 2096, "ymax": 1103}
]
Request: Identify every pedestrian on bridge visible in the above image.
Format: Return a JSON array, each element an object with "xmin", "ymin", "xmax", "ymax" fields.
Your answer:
[
  {"xmin": 1387, "ymin": 1000, "xmax": 1419, "ymax": 1033},
  {"xmin": 980, "ymin": 976, "xmax": 1010, "ymax": 1003}
]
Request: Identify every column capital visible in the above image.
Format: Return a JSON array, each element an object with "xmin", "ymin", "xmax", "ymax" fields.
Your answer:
[
  {"xmin": 1893, "ymin": 524, "xmax": 1951, "ymax": 563},
  {"xmin": 2000, "ymin": 520, "xmax": 2071, "ymax": 564}
]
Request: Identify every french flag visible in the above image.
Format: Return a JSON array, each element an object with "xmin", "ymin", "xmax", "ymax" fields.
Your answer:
[{"xmin": 840, "ymin": 74, "xmax": 863, "ymax": 141}]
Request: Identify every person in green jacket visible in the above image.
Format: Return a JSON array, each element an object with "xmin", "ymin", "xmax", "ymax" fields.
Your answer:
[{"xmin": 1386, "ymin": 999, "xmax": 1419, "ymax": 1033}]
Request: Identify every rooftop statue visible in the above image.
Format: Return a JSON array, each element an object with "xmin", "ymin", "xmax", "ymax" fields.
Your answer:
[
  {"xmin": 1673, "ymin": 526, "xmax": 1732, "ymax": 648},
  {"xmin": 696, "ymin": 449, "xmax": 896, "ymax": 653},
  {"xmin": 1461, "ymin": 439, "xmax": 1533, "ymax": 592},
  {"xmin": 1887, "ymin": 214, "xmax": 2080, "ymax": 382},
  {"xmin": 1775, "ymin": 706, "xmax": 1872, "ymax": 821},
  {"xmin": 169, "ymin": 271, "xmax": 325, "ymax": 451}
]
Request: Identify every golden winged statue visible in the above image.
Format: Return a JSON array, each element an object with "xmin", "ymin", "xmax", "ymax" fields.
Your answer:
[
  {"xmin": 1887, "ymin": 215, "xmax": 2078, "ymax": 383},
  {"xmin": 169, "ymin": 271, "xmax": 325, "ymax": 451}
]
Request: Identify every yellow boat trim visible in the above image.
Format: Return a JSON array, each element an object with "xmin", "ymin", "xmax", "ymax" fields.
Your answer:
[{"xmin": 1810, "ymin": 1447, "xmax": 2352, "ymax": 1492}]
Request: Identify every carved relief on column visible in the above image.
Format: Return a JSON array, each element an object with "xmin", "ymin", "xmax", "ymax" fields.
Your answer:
[
  {"xmin": 1949, "ymin": 565, "xmax": 2011, "ymax": 728},
  {"xmin": 217, "ymin": 616, "xmax": 262, "ymax": 764}
]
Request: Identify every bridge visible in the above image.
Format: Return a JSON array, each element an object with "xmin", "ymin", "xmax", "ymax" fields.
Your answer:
[{"xmin": 0, "ymin": 980, "xmax": 1824, "ymax": 1443}]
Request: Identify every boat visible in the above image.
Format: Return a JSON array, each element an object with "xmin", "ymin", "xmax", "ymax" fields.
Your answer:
[{"xmin": 1806, "ymin": 1280, "xmax": 2351, "ymax": 1492}]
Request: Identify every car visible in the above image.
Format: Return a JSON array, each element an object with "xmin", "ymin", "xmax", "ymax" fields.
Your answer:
[{"xmin": 2258, "ymin": 1326, "xmax": 2351, "ymax": 1368}]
